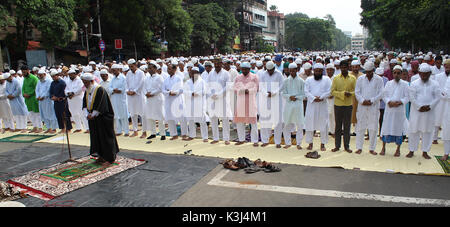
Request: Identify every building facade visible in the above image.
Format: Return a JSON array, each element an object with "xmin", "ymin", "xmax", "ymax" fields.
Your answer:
[
  {"xmin": 351, "ymin": 34, "xmax": 365, "ymax": 51},
  {"xmin": 237, "ymin": 0, "xmax": 268, "ymax": 51},
  {"xmin": 263, "ymin": 10, "xmax": 285, "ymax": 52}
]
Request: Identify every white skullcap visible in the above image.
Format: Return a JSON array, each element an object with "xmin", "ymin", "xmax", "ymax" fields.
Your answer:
[
  {"xmin": 191, "ymin": 57, "xmax": 198, "ymax": 64},
  {"xmin": 83, "ymin": 66, "xmax": 93, "ymax": 73},
  {"xmin": 111, "ymin": 64, "xmax": 122, "ymax": 69},
  {"xmin": 390, "ymin": 59, "xmax": 398, "ymax": 64},
  {"xmin": 313, "ymin": 63, "xmax": 324, "ymax": 69},
  {"xmin": 419, "ymin": 63, "xmax": 431, "ymax": 73},
  {"xmin": 32, "ymin": 67, "xmax": 39, "ymax": 72},
  {"xmin": 334, "ymin": 60, "xmax": 341, "ymax": 65},
  {"xmin": 139, "ymin": 65, "xmax": 147, "ymax": 71},
  {"xmin": 191, "ymin": 67, "xmax": 200, "ymax": 72},
  {"xmin": 303, "ymin": 63, "xmax": 312, "ymax": 70},
  {"xmin": 156, "ymin": 59, "xmax": 162, "ymax": 63},
  {"xmin": 50, "ymin": 69, "xmax": 59, "ymax": 76},
  {"xmin": 170, "ymin": 60, "xmax": 178, "ymax": 66},
  {"xmin": 289, "ymin": 63, "xmax": 298, "ymax": 69},
  {"xmin": 295, "ymin": 59, "xmax": 302, "ymax": 65},
  {"xmin": 375, "ymin": 68, "xmax": 384, "ymax": 75},
  {"xmin": 266, "ymin": 61, "xmax": 275, "ymax": 70},
  {"xmin": 351, "ymin": 60, "xmax": 360, "ymax": 66},
  {"xmin": 148, "ymin": 61, "xmax": 158, "ymax": 67},
  {"xmin": 363, "ymin": 61, "xmax": 375, "ymax": 71},
  {"xmin": 68, "ymin": 69, "xmax": 76, "ymax": 74},
  {"xmin": 241, "ymin": 62, "xmax": 251, "ymax": 68},
  {"xmin": 393, "ymin": 65, "xmax": 403, "ymax": 71},
  {"xmin": 9, "ymin": 70, "xmax": 16, "ymax": 74},
  {"xmin": 156, "ymin": 64, "xmax": 161, "ymax": 70},
  {"xmin": 424, "ymin": 55, "xmax": 431, "ymax": 61},
  {"xmin": 100, "ymin": 69, "xmax": 109, "ymax": 75},
  {"xmin": 2, "ymin": 73, "xmax": 11, "ymax": 79},
  {"xmin": 256, "ymin": 61, "xmax": 263, "ymax": 67},
  {"xmin": 250, "ymin": 59, "xmax": 256, "ymax": 64},
  {"xmin": 89, "ymin": 61, "xmax": 96, "ymax": 65},
  {"xmin": 326, "ymin": 63, "xmax": 335, "ymax": 69},
  {"xmin": 444, "ymin": 59, "xmax": 450, "ymax": 65},
  {"xmin": 204, "ymin": 61, "xmax": 213, "ymax": 67},
  {"xmin": 17, "ymin": 70, "xmax": 22, "ymax": 75},
  {"xmin": 186, "ymin": 62, "xmax": 194, "ymax": 68},
  {"xmin": 127, "ymin": 59, "xmax": 136, "ymax": 65},
  {"xmin": 123, "ymin": 65, "xmax": 130, "ymax": 71},
  {"xmin": 37, "ymin": 68, "xmax": 46, "ymax": 74},
  {"xmin": 81, "ymin": 73, "xmax": 94, "ymax": 81}
]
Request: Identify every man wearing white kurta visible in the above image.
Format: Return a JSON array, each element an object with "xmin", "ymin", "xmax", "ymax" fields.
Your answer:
[
  {"xmin": 109, "ymin": 64, "xmax": 129, "ymax": 136},
  {"xmin": 65, "ymin": 69, "xmax": 88, "ymax": 133},
  {"xmin": 304, "ymin": 63, "xmax": 331, "ymax": 151},
  {"xmin": 282, "ymin": 63, "xmax": 305, "ymax": 150},
  {"xmin": 143, "ymin": 61, "xmax": 166, "ymax": 140},
  {"xmin": 440, "ymin": 75, "xmax": 450, "ymax": 161},
  {"xmin": 380, "ymin": 65, "xmax": 409, "ymax": 157},
  {"xmin": 5, "ymin": 73, "xmax": 28, "ymax": 132},
  {"xmin": 126, "ymin": 59, "xmax": 145, "ymax": 137},
  {"xmin": 183, "ymin": 67, "xmax": 208, "ymax": 141},
  {"xmin": 36, "ymin": 70, "xmax": 58, "ymax": 133},
  {"xmin": 326, "ymin": 63, "xmax": 336, "ymax": 136},
  {"xmin": 259, "ymin": 61, "xmax": 285, "ymax": 148},
  {"xmin": 0, "ymin": 74, "xmax": 14, "ymax": 132},
  {"xmin": 162, "ymin": 64, "xmax": 185, "ymax": 140},
  {"xmin": 431, "ymin": 59, "xmax": 450, "ymax": 144},
  {"xmin": 206, "ymin": 59, "xmax": 232, "ymax": 145},
  {"xmin": 407, "ymin": 63, "xmax": 440, "ymax": 159},
  {"xmin": 354, "ymin": 62, "xmax": 384, "ymax": 155}
]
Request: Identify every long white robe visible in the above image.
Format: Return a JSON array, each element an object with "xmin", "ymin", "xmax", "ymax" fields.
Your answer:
[
  {"xmin": 432, "ymin": 72, "xmax": 449, "ymax": 127},
  {"xmin": 258, "ymin": 70, "xmax": 285, "ymax": 128},
  {"xmin": 282, "ymin": 75, "xmax": 305, "ymax": 125},
  {"xmin": 109, "ymin": 73, "xmax": 128, "ymax": 120},
  {"xmin": 183, "ymin": 77, "xmax": 207, "ymax": 122},
  {"xmin": 35, "ymin": 77, "xmax": 57, "ymax": 128},
  {"xmin": 0, "ymin": 81, "xmax": 13, "ymax": 120},
  {"xmin": 162, "ymin": 74, "xmax": 184, "ymax": 121},
  {"xmin": 441, "ymin": 77, "xmax": 450, "ymax": 141},
  {"xmin": 64, "ymin": 77, "xmax": 84, "ymax": 117},
  {"xmin": 408, "ymin": 78, "xmax": 440, "ymax": 133},
  {"xmin": 5, "ymin": 78, "xmax": 28, "ymax": 116},
  {"xmin": 304, "ymin": 76, "xmax": 331, "ymax": 131},
  {"xmin": 380, "ymin": 79, "xmax": 410, "ymax": 137},
  {"xmin": 126, "ymin": 69, "xmax": 145, "ymax": 116},
  {"xmin": 143, "ymin": 73, "xmax": 165, "ymax": 121},
  {"xmin": 355, "ymin": 74, "xmax": 385, "ymax": 131},
  {"xmin": 327, "ymin": 75, "xmax": 336, "ymax": 133},
  {"xmin": 206, "ymin": 69, "xmax": 233, "ymax": 118}
]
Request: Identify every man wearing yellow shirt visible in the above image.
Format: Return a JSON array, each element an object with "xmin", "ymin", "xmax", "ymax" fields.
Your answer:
[{"xmin": 331, "ymin": 60, "xmax": 356, "ymax": 153}]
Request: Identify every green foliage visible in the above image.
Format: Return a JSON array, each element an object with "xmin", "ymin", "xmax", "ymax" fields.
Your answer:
[
  {"xmin": 0, "ymin": 3, "xmax": 15, "ymax": 29},
  {"xmin": 361, "ymin": 0, "xmax": 450, "ymax": 51},
  {"xmin": 255, "ymin": 35, "xmax": 274, "ymax": 53}
]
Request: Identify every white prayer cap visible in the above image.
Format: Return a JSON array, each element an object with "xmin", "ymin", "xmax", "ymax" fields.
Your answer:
[
  {"xmin": 9, "ymin": 70, "xmax": 16, "ymax": 74},
  {"xmin": 303, "ymin": 62, "xmax": 312, "ymax": 70},
  {"xmin": 294, "ymin": 58, "xmax": 302, "ymax": 65},
  {"xmin": 186, "ymin": 62, "xmax": 194, "ymax": 68},
  {"xmin": 444, "ymin": 59, "xmax": 450, "ymax": 65},
  {"xmin": 191, "ymin": 57, "xmax": 198, "ymax": 64},
  {"xmin": 289, "ymin": 63, "xmax": 298, "ymax": 69},
  {"xmin": 313, "ymin": 63, "xmax": 324, "ymax": 69},
  {"xmin": 100, "ymin": 69, "xmax": 109, "ymax": 75},
  {"xmin": 419, "ymin": 63, "xmax": 431, "ymax": 73},
  {"xmin": 393, "ymin": 65, "xmax": 403, "ymax": 72},
  {"xmin": 81, "ymin": 73, "xmax": 94, "ymax": 81},
  {"xmin": 256, "ymin": 61, "xmax": 263, "ymax": 67},
  {"xmin": 389, "ymin": 59, "xmax": 398, "ymax": 64},
  {"xmin": 424, "ymin": 55, "xmax": 431, "ymax": 61},
  {"xmin": 170, "ymin": 59, "xmax": 178, "ymax": 66},
  {"xmin": 266, "ymin": 61, "xmax": 275, "ymax": 70},
  {"xmin": 32, "ymin": 67, "xmax": 39, "ymax": 72},
  {"xmin": 351, "ymin": 60, "xmax": 360, "ymax": 66},
  {"xmin": 139, "ymin": 65, "xmax": 147, "ymax": 71},
  {"xmin": 89, "ymin": 61, "xmax": 96, "ymax": 65},
  {"xmin": 68, "ymin": 69, "xmax": 76, "ymax": 74},
  {"xmin": 204, "ymin": 61, "xmax": 213, "ymax": 67},
  {"xmin": 50, "ymin": 69, "xmax": 59, "ymax": 76},
  {"xmin": 111, "ymin": 64, "xmax": 122, "ymax": 69},
  {"xmin": 17, "ymin": 70, "xmax": 22, "ymax": 75},
  {"xmin": 83, "ymin": 66, "xmax": 93, "ymax": 73},
  {"xmin": 363, "ymin": 61, "xmax": 375, "ymax": 71},
  {"xmin": 156, "ymin": 59, "xmax": 162, "ymax": 63},
  {"xmin": 326, "ymin": 63, "xmax": 335, "ymax": 69},
  {"xmin": 156, "ymin": 64, "xmax": 161, "ymax": 70},
  {"xmin": 148, "ymin": 61, "xmax": 158, "ymax": 67},
  {"xmin": 127, "ymin": 58, "xmax": 136, "ymax": 65},
  {"xmin": 191, "ymin": 67, "xmax": 200, "ymax": 72},
  {"xmin": 417, "ymin": 55, "xmax": 424, "ymax": 60},
  {"xmin": 2, "ymin": 73, "xmax": 10, "ymax": 79},
  {"xmin": 250, "ymin": 59, "xmax": 256, "ymax": 64},
  {"xmin": 241, "ymin": 62, "xmax": 251, "ymax": 68},
  {"xmin": 37, "ymin": 68, "xmax": 46, "ymax": 75},
  {"xmin": 375, "ymin": 68, "xmax": 384, "ymax": 76},
  {"xmin": 179, "ymin": 57, "xmax": 186, "ymax": 62},
  {"xmin": 0, "ymin": 74, "xmax": 3, "ymax": 80},
  {"xmin": 334, "ymin": 60, "xmax": 341, "ymax": 65},
  {"xmin": 123, "ymin": 65, "xmax": 130, "ymax": 72}
]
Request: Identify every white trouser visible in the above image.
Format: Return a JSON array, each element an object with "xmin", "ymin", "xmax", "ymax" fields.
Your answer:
[
  {"xmin": 72, "ymin": 114, "xmax": 87, "ymax": 130},
  {"xmin": 29, "ymin": 112, "xmax": 42, "ymax": 128},
  {"xmin": 236, "ymin": 123, "xmax": 259, "ymax": 143},
  {"xmin": 433, "ymin": 126, "xmax": 440, "ymax": 141},
  {"xmin": 131, "ymin": 115, "xmax": 140, "ymax": 132},
  {"xmin": 210, "ymin": 117, "xmax": 230, "ymax": 142},
  {"xmin": 356, "ymin": 129, "xmax": 377, "ymax": 151},
  {"xmin": 283, "ymin": 123, "xmax": 303, "ymax": 146},
  {"xmin": 115, "ymin": 118, "xmax": 129, "ymax": 134},
  {"xmin": 1, "ymin": 118, "xmax": 14, "ymax": 129},
  {"xmin": 328, "ymin": 110, "xmax": 335, "ymax": 134},
  {"xmin": 167, "ymin": 120, "xmax": 179, "ymax": 137},
  {"xmin": 187, "ymin": 120, "xmax": 208, "ymax": 139},
  {"xmin": 409, "ymin": 132, "xmax": 433, "ymax": 153},
  {"xmin": 14, "ymin": 115, "xmax": 27, "ymax": 130},
  {"xmin": 444, "ymin": 140, "xmax": 450, "ymax": 155},
  {"xmin": 43, "ymin": 118, "xmax": 58, "ymax": 130},
  {"xmin": 306, "ymin": 128, "xmax": 329, "ymax": 145},
  {"xmin": 260, "ymin": 123, "xmax": 283, "ymax": 144},
  {"xmin": 146, "ymin": 119, "xmax": 166, "ymax": 136},
  {"xmin": 180, "ymin": 118, "xmax": 188, "ymax": 136}
]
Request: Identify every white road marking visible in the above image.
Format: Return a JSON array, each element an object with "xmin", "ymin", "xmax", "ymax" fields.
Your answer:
[{"xmin": 207, "ymin": 170, "xmax": 450, "ymax": 206}]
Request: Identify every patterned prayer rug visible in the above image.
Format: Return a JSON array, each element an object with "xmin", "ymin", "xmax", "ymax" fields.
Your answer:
[
  {"xmin": 0, "ymin": 134, "xmax": 55, "ymax": 143},
  {"xmin": 435, "ymin": 156, "xmax": 450, "ymax": 174},
  {"xmin": 7, "ymin": 156, "xmax": 146, "ymax": 200}
]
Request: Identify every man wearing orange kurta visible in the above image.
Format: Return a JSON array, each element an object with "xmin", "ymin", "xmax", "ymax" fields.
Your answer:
[{"xmin": 233, "ymin": 62, "xmax": 260, "ymax": 147}]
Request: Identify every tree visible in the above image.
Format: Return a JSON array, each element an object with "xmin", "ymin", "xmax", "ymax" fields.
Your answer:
[{"xmin": 269, "ymin": 5, "xmax": 278, "ymax": 12}]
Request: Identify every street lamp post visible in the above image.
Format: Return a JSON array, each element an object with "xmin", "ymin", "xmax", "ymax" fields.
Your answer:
[
  {"xmin": 84, "ymin": 24, "xmax": 89, "ymax": 61},
  {"xmin": 79, "ymin": 29, "xmax": 84, "ymax": 48}
]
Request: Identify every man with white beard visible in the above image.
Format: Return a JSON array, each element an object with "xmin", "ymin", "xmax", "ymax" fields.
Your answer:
[
  {"xmin": 258, "ymin": 61, "xmax": 284, "ymax": 148},
  {"xmin": 354, "ymin": 61, "xmax": 384, "ymax": 155},
  {"xmin": 304, "ymin": 63, "xmax": 331, "ymax": 151},
  {"xmin": 431, "ymin": 59, "xmax": 450, "ymax": 144},
  {"xmin": 126, "ymin": 59, "xmax": 145, "ymax": 137},
  {"xmin": 380, "ymin": 65, "xmax": 409, "ymax": 157},
  {"xmin": 407, "ymin": 63, "xmax": 440, "ymax": 159},
  {"xmin": 65, "ymin": 68, "xmax": 89, "ymax": 133},
  {"xmin": 143, "ymin": 61, "xmax": 166, "ymax": 141}
]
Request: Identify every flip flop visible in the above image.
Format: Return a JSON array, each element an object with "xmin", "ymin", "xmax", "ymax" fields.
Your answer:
[
  {"xmin": 244, "ymin": 167, "xmax": 264, "ymax": 174},
  {"xmin": 263, "ymin": 164, "xmax": 281, "ymax": 173},
  {"xmin": 305, "ymin": 151, "xmax": 321, "ymax": 159},
  {"xmin": 222, "ymin": 160, "xmax": 239, "ymax": 171}
]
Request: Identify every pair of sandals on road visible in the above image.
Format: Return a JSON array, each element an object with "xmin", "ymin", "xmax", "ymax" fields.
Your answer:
[{"xmin": 221, "ymin": 157, "xmax": 281, "ymax": 173}]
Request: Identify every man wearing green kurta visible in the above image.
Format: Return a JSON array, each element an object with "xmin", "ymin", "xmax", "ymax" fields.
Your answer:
[{"xmin": 21, "ymin": 65, "xmax": 42, "ymax": 133}]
